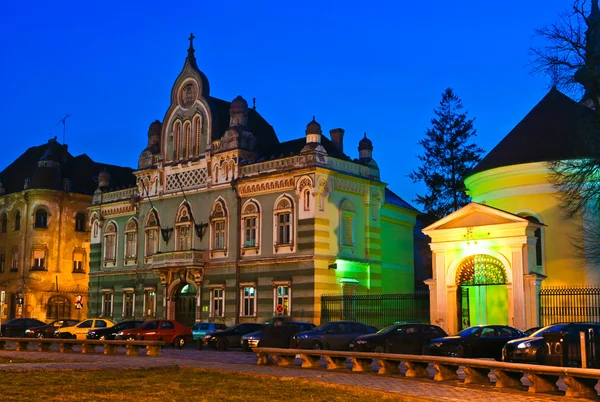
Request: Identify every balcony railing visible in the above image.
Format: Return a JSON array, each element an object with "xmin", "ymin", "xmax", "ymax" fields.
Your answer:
[{"xmin": 150, "ymin": 250, "xmax": 205, "ymax": 268}]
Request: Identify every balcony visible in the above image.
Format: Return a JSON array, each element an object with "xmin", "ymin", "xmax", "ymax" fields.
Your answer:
[{"xmin": 150, "ymin": 250, "xmax": 205, "ymax": 269}]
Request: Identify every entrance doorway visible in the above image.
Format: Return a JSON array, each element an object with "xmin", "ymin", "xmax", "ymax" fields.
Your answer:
[
  {"xmin": 175, "ymin": 283, "xmax": 196, "ymax": 327},
  {"xmin": 456, "ymin": 255, "xmax": 508, "ymax": 330}
]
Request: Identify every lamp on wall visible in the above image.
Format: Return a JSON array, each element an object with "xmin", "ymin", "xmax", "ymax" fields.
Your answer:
[
  {"xmin": 161, "ymin": 227, "xmax": 173, "ymax": 243},
  {"xmin": 194, "ymin": 222, "xmax": 208, "ymax": 240}
]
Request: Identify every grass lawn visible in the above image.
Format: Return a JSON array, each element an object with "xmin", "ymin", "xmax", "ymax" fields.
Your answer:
[{"xmin": 2, "ymin": 366, "xmax": 428, "ymax": 401}]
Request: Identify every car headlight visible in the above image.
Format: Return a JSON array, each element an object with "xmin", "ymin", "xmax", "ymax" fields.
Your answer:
[
  {"xmin": 356, "ymin": 340, "xmax": 367, "ymax": 344},
  {"xmin": 25, "ymin": 329, "xmax": 33, "ymax": 334},
  {"xmin": 117, "ymin": 331, "xmax": 124, "ymax": 336},
  {"xmin": 297, "ymin": 334, "xmax": 309, "ymax": 339},
  {"xmin": 431, "ymin": 342, "xmax": 443, "ymax": 348},
  {"xmin": 517, "ymin": 341, "xmax": 531, "ymax": 349}
]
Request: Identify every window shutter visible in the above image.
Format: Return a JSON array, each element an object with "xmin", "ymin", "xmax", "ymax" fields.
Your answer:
[{"xmin": 342, "ymin": 215, "xmax": 353, "ymax": 245}]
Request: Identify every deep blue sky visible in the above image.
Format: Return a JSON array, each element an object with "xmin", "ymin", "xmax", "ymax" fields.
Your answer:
[{"xmin": 0, "ymin": 0, "xmax": 571, "ymax": 204}]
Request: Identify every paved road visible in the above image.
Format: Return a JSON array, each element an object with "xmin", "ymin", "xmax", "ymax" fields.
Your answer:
[{"xmin": 0, "ymin": 343, "xmax": 587, "ymax": 401}]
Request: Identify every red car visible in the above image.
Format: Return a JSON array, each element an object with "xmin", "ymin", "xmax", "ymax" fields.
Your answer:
[{"xmin": 116, "ymin": 319, "xmax": 192, "ymax": 348}]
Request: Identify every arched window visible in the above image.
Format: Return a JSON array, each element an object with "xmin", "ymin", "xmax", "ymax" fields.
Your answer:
[
  {"xmin": 173, "ymin": 121, "xmax": 181, "ymax": 160},
  {"xmin": 242, "ymin": 201, "xmax": 260, "ymax": 249},
  {"xmin": 210, "ymin": 199, "xmax": 228, "ymax": 251},
  {"xmin": 145, "ymin": 211, "xmax": 160, "ymax": 256},
  {"xmin": 14, "ymin": 210, "xmax": 21, "ymax": 231},
  {"xmin": 46, "ymin": 295, "xmax": 71, "ymax": 321},
  {"xmin": 124, "ymin": 219, "xmax": 138, "ymax": 260},
  {"xmin": 75, "ymin": 212, "xmax": 86, "ymax": 232},
  {"xmin": 1, "ymin": 213, "xmax": 7, "ymax": 233},
  {"xmin": 184, "ymin": 121, "xmax": 192, "ymax": 159},
  {"xmin": 176, "ymin": 205, "xmax": 192, "ymax": 251},
  {"xmin": 303, "ymin": 189, "xmax": 311, "ymax": 211},
  {"xmin": 194, "ymin": 115, "xmax": 202, "ymax": 155},
  {"xmin": 34, "ymin": 209, "xmax": 48, "ymax": 229},
  {"xmin": 524, "ymin": 216, "xmax": 543, "ymax": 268},
  {"xmin": 104, "ymin": 223, "xmax": 117, "ymax": 261},
  {"xmin": 339, "ymin": 198, "xmax": 356, "ymax": 248},
  {"xmin": 274, "ymin": 196, "xmax": 294, "ymax": 246}
]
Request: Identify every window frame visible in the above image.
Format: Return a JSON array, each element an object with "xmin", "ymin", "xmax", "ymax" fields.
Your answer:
[
  {"xmin": 143, "ymin": 287, "xmax": 156, "ymax": 319},
  {"xmin": 122, "ymin": 288, "xmax": 135, "ymax": 319},
  {"xmin": 14, "ymin": 210, "xmax": 21, "ymax": 231},
  {"xmin": 210, "ymin": 199, "xmax": 228, "ymax": 258},
  {"xmin": 101, "ymin": 290, "xmax": 114, "ymax": 318},
  {"xmin": 209, "ymin": 286, "xmax": 225, "ymax": 318},
  {"xmin": 75, "ymin": 212, "xmax": 86, "ymax": 232},
  {"xmin": 103, "ymin": 222, "xmax": 117, "ymax": 265},
  {"xmin": 241, "ymin": 201, "xmax": 260, "ymax": 255},
  {"xmin": 273, "ymin": 282, "xmax": 291, "ymax": 316},
  {"xmin": 1, "ymin": 213, "xmax": 7, "ymax": 233},
  {"xmin": 34, "ymin": 208, "xmax": 48, "ymax": 229},
  {"xmin": 273, "ymin": 195, "xmax": 295, "ymax": 253},
  {"xmin": 31, "ymin": 247, "xmax": 47, "ymax": 271},
  {"xmin": 145, "ymin": 211, "xmax": 160, "ymax": 259},
  {"xmin": 124, "ymin": 220, "xmax": 138, "ymax": 261},
  {"xmin": 339, "ymin": 198, "xmax": 356, "ymax": 253},
  {"xmin": 175, "ymin": 206, "xmax": 193, "ymax": 251},
  {"xmin": 240, "ymin": 284, "xmax": 256, "ymax": 317}
]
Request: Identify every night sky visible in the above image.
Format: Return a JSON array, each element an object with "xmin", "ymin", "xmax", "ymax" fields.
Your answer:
[{"xmin": 0, "ymin": 0, "xmax": 571, "ymax": 204}]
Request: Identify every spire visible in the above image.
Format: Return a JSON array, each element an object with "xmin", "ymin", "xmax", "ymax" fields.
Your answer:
[{"xmin": 187, "ymin": 33, "xmax": 197, "ymax": 68}]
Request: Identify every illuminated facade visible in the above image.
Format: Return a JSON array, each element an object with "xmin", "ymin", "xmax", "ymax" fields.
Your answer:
[
  {"xmin": 424, "ymin": 88, "xmax": 599, "ymax": 334},
  {"xmin": 87, "ymin": 37, "xmax": 418, "ymax": 326},
  {"xmin": 0, "ymin": 138, "xmax": 133, "ymax": 322}
]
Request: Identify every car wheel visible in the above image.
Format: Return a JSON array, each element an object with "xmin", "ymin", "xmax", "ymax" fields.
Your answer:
[
  {"xmin": 61, "ymin": 332, "xmax": 72, "ymax": 339},
  {"xmin": 218, "ymin": 338, "xmax": 229, "ymax": 351},
  {"xmin": 174, "ymin": 336, "xmax": 185, "ymax": 349},
  {"xmin": 312, "ymin": 341, "xmax": 323, "ymax": 350},
  {"xmin": 373, "ymin": 345, "xmax": 385, "ymax": 354}
]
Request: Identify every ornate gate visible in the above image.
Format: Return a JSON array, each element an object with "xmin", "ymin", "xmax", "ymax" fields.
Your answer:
[{"xmin": 175, "ymin": 284, "xmax": 196, "ymax": 327}]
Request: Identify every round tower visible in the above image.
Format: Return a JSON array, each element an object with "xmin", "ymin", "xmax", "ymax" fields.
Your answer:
[{"xmin": 358, "ymin": 132, "xmax": 373, "ymax": 161}]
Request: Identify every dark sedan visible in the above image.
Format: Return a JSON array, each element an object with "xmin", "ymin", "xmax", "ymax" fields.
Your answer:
[
  {"xmin": 292, "ymin": 321, "xmax": 376, "ymax": 351},
  {"xmin": 87, "ymin": 320, "xmax": 145, "ymax": 341},
  {"xmin": 0, "ymin": 318, "xmax": 47, "ymax": 337},
  {"xmin": 24, "ymin": 319, "xmax": 79, "ymax": 338},
  {"xmin": 351, "ymin": 323, "xmax": 447, "ymax": 354},
  {"xmin": 204, "ymin": 323, "xmax": 264, "ymax": 351},
  {"xmin": 426, "ymin": 325, "xmax": 525, "ymax": 360},
  {"xmin": 503, "ymin": 323, "xmax": 600, "ymax": 363}
]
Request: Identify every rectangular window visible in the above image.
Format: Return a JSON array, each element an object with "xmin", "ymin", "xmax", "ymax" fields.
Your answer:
[
  {"xmin": 342, "ymin": 215, "xmax": 354, "ymax": 246},
  {"xmin": 241, "ymin": 286, "xmax": 256, "ymax": 317},
  {"xmin": 0, "ymin": 253, "xmax": 4, "ymax": 273},
  {"xmin": 144, "ymin": 289, "xmax": 156, "ymax": 318},
  {"xmin": 123, "ymin": 291, "xmax": 134, "ymax": 319},
  {"xmin": 277, "ymin": 213, "xmax": 291, "ymax": 244},
  {"xmin": 11, "ymin": 251, "xmax": 18, "ymax": 271},
  {"xmin": 274, "ymin": 285, "xmax": 290, "ymax": 316},
  {"xmin": 125, "ymin": 232, "xmax": 137, "ymax": 259},
  {"xmin": 32, "ymin": 249, "xmax": 45, "ymax": 270},
  {"xmin": 210, "ymin": 287, "xmax": 225, "ymax": 317},
  {"xmin": 145, "ymin": 229, "xmax": 158, "ymax": 256},
  {"xmin": 178, "ymin": 225, "xmax": 191, "ymax": 251},
  {"xmin": 104, "ymin": 235, "xmax": 115, "ymax": 261},
  {"xmin": 73, "ymin": 252, "xmax": 84, "ymax": 272},
  {"xmin": 214, "ymin": 221, "xmax": 225, "ymax": 249},
  {"xmin": 244, "ymin": 217, "xmax": 257, "ymax": 247},
  {"xmin": 102, "ymin": 292, "xmax": 113, "ymax": 317}
]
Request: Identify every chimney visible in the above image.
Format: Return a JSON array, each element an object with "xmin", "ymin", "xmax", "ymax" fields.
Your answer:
[{"xmin": 329, "ymin": 128, "xmax": 345, "ymax": 153}]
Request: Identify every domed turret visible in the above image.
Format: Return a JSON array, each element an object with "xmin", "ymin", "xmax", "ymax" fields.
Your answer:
[
  {"xmin": 359, "ymin": 133, "xmax": 374, "ymax": 161},
  {"xmin": 147, "ymin": 120, "xmax": 162, "ymax": 153},
  {"xmin": 98, "ymin": 169, "xmax": 111, "ymax": 189},
  {"xmin": 305, "ymin": 116, "xmax": 322, "ymax": 144},
  {"xmin": 230, "ymin": 95, "xmax": 248, "ymax": 127}
]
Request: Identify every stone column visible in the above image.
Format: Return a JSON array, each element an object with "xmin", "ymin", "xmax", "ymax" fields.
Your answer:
[
  {"xmin": 523, "ymin": 272, "xmax": 546, "ymax": 328},
  {"xmin": 447, "ymin": 285, "xmax": 458, "ymax": 335},
  {"xmin": 510, "ymin": 246, "xmax": 525, "ymax": 330}
]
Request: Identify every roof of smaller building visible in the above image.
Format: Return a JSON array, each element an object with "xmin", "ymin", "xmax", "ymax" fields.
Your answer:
[
  {"xmin": 385, "ymin": 188, "xmax": 419, "ymax": 212},
  {"xmin": 469, "ymin": 88, "xmax": 597, "ymax": 176},
  {"xmin": 260, "ymin": 136, "xmax": 350, "ymax": 161}
]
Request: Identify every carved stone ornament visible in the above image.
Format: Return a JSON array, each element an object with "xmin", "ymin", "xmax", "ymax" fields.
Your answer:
[
  {"xmin": 189, "ymin": 268, "xmax": 204, "ymax": 285},
  {"xmin": 180, "ymin": 82, "xmax": 197, "ymax": 109},
  {"xmin": 154, "ymin": 270, "xmax": 169, "ymax": 287}
]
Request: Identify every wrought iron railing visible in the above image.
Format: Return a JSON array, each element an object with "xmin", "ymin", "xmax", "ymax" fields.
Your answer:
[
  {"xmin": 320, "ymin": 291, "xmax": 430, "ymax": 327},
  {"xmin": 539, "ymin": 286, "xmax": 600, "ymax": 326}
]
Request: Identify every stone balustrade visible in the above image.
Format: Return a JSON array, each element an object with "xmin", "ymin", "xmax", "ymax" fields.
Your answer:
[
  {"xmin": 254, "ymin": 347, "xmax": 600, "ymax": 400},
  {"xmin": 0, "ymin": 337, "xmax": 164, "ymax": 357}
]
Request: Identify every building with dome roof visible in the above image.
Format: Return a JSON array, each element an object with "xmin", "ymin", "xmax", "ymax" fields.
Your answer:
[
  {"xmin": 0, "ymin": 137, "xmax": 134, "ymax": 322},
  {"xmin": 87, "ymin": 36, "xmax": 419, "ymax": 326},
  {"xmin": 423, "ymin": 86, "xmax": 600, "ymax": 335}
]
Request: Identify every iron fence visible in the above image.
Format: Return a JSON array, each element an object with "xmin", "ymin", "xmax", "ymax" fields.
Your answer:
[
  {"xmin": 320, "ymin": 291, "xmax": 430, "ymax": 327},
  {"xmin": 539, "ymin": 286, "xmax": 600, "ymax": 326}
]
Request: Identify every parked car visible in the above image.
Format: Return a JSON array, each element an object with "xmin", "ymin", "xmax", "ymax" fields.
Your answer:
[
  {"xmin": 350, "ymin": 323, "xmax": 447, "ymax": 354},
  {"xmin": 0, "ymin": 318, "xmax": 47, "ymax": 337},
  {"xmin": 56, "ymin": 318, "xmax": 116, "ymax": 340},
  {"xmin": 116, "ymin": 319, "xmax": 192, "ymax": 348},
  {"xmin": 204, "ymin": 323, "xmax": 264, "ymax": 351},
  {"xmin": 192, "ymin": 322, "xmax": 227, "ymax": 341},
  {"xmin": 426, "ymin": 325, "xmax": 525, "ymax": 360},
  {"xmin": 503, "ymin": 323, "xmax": 600, "ymax": 364},
  {"xmin": 524, "ymin": 326, "xmax": 542, "ymax": 336},
  {"xmin": 24, "ymin": 319, "xmax": 79, "ymax": 338},
  {"xmin": 87, "ymin": 320, "xmax": 145, "ymax": 341},
  {"xmin": 241, "ymin": 321, "xmax": 316, "ymax": 351},
  {"xmin": 292, "ymin": 321, "xmax": 376, "ymax": 351}
]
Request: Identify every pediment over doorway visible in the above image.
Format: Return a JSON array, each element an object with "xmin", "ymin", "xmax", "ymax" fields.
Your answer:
[{"xmin": 423, "ymin": 203, "xmax": 530, "ymax": 232}]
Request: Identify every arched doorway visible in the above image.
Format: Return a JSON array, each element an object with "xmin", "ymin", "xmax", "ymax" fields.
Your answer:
[
  {"xmin": 456, "ymin": 255, "xmax": 508, "ymax": 330},
  {"xmin": 46, "ymin": 295, "xmax": 71, "ymax": 321},
  {"xmin": 175, "ymin": 283, "xmax": 196, "ymax": 327}
]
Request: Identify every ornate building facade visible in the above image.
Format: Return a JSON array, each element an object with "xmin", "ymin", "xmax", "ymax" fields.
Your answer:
[
  {"xmin": 87, "ymin": 37, "xmax": 418, "ymax": 326},
  {"xmin": 0, "ymin": 138, "xmax": 133, "ymax": 322}
]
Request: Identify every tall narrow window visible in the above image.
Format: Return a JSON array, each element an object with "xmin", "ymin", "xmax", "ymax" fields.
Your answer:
[
  {"xmin": 339, "ymin": 199, "xmax": 356, "ymax": 250},
  {"xmin": 144, "ymin": 288, "xmax": 156, "ymax": 318},
  {"xmin": 0, "ymin": 253, "xmax": 5, "ymax": 273},
  {"xmin": 73, "ymin": 250, "xmax": 84, "ymax": 273},
  {"xmin": 274, "ymin": 284, "xmax": 290, "ymax": 316},
  {"xmin": 176, "ymin": 206, "xmax": 192, "ymax": 251},
  {"xmin": 240, "ymin": 285, "xmax": 256, "ymax": 317},
  {"xmin": 194, "ymin": 115, "xmax": 202, "ymax": 155},
  {"xmin": 11, "ymin": 249, "xmax": 18, "ymax": 271},
  {"xmin": 184, "ymin": 121, "xmax": 192, "ymax": 159},
  {"xmin": 304, "ymin": 189, "xmax": 311, "ymax": 211},
  {"xmin": 210, "ymin": 287, "xmax": 225, "ymax": 317},
  {"xmin": 75, "ymin": 212, "xmax": 86, "ymax": 232},
  {"xmin": 123, "ymin": 290, "xmax": 134, "ymax": 319},
  {"xmin": 34, "ymin": 209, "xmax": 47, "ymax": 228},
  {"xmin": 145, "ymin": 211, "xmax": 159, "ymax": 256},
  {"xmin": 210, "ymin": 200, "xmax": 228, "ymax": 253},
  {"xmin": 104, "ymin": 223, "xmax": 117, "ymax": 261},
  {"xmin": 102, "ymin": 291, "xmax": 113, "ymax": 317},
  {"xmin": 524, "ymin": 216, "xmax": 543, "ymax": 268},
  {"xmin": 274, "ymin": 197, "xmax": 294, "ymax": 247},
  {"xmin": 14, "ymin": 211, "xmax": 20, "ymax": 231},
  {"xmin": 1, "ymin": 213, "xmax": 7, "ymax": 233},
  {"xmin": 32, "ymin": 249, "xmax": 46, "ymax": 270},
  {"xmin": 173, "ymin": 121, "xmax": 181, "ymax": 160},
  {"xmin": 242, "ymin": 201, "xmax": 260, "ymax": 250},
  {"xmin": 124, "ymin": 220, "xmax": 138, "ymax": 260}
]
